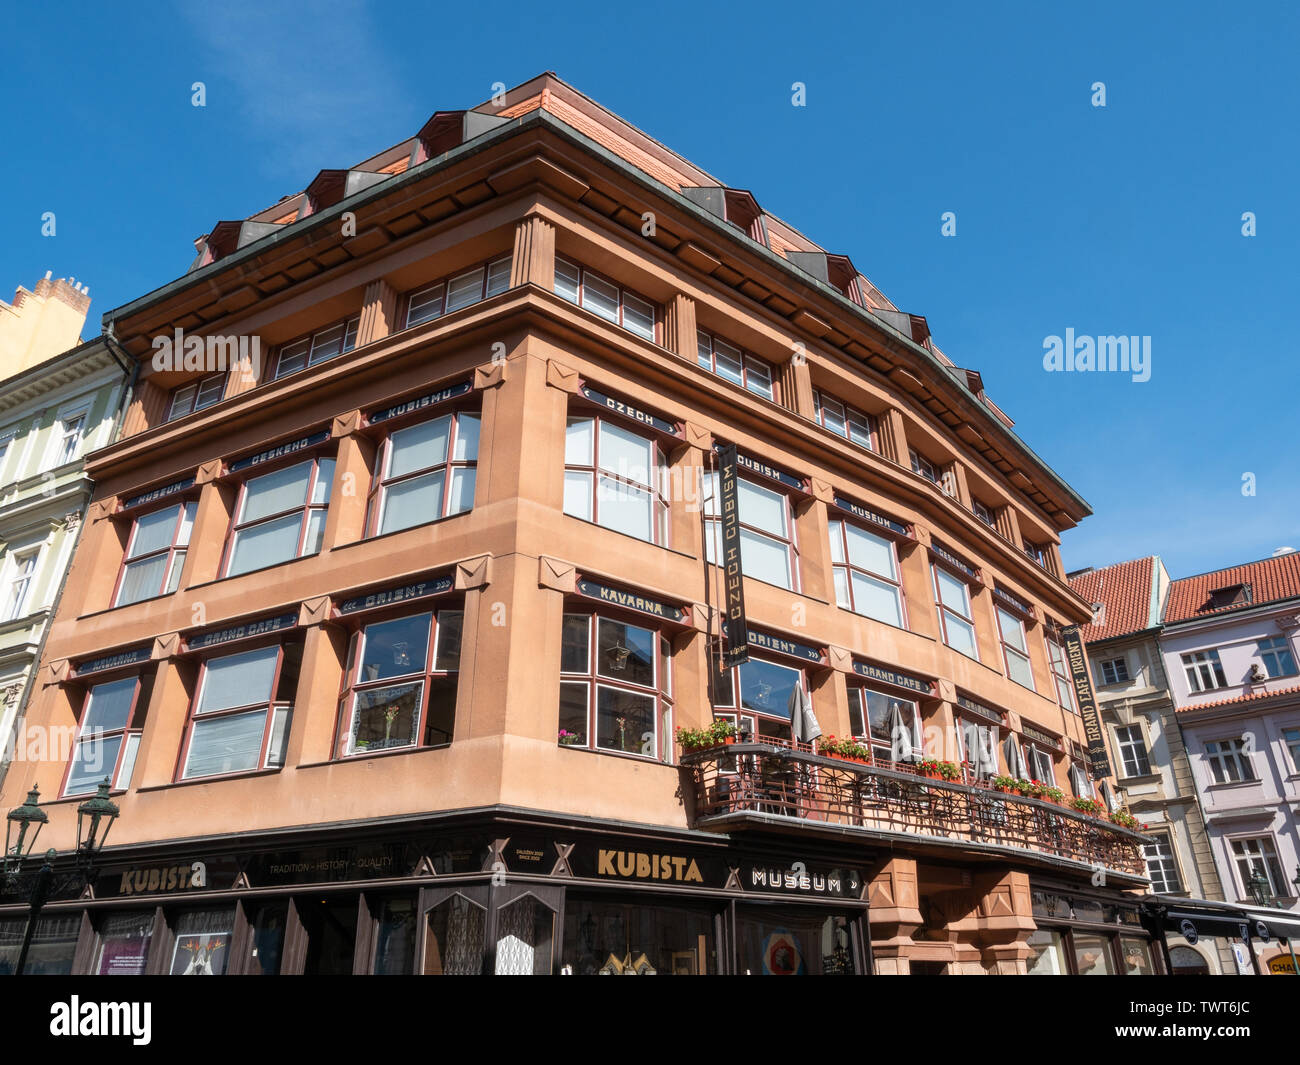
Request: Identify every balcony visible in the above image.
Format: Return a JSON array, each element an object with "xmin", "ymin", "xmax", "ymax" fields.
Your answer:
[{"xmin": 678, "ymin": 742, "xmax": 1151, "ymax": 885}]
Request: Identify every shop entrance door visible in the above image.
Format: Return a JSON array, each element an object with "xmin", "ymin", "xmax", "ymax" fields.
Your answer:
[{"xmin": 299, "ymin": 896, "xmax": 360, "ymax": 975}]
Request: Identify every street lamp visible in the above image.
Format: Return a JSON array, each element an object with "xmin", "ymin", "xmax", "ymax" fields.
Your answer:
[
  {"xmin": 4, "ymin": 787, "xmax": 48, "ymax": 885},
  {"xmin": 75, "ymin": 779, "xmax": 120, "ymax": 868},
  {"xmin": 1248, "ymin": 869, "xmax": 1274, "ymax": 908}
]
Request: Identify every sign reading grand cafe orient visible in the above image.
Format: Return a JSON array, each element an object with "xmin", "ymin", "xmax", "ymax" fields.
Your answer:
[{"xmin": 1, "ymin": 75, "xmax": 1163, "ymax": 976}]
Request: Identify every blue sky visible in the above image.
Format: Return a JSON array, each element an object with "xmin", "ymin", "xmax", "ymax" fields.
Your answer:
[{"xmin": 1, "ymin": 1, "xmax": 1295, "ymax": 580}]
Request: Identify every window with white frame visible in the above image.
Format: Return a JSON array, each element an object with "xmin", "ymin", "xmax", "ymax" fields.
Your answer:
[
  {"xmin": 909, "ymin": 448, "xmax": 955, "ymax": 497},
  {"xmin": 996, "ymin": 606, "xmax": 1035, "ymax": 689},
  {"xmin": 933, "ymin": 564, "xmax": 978, "ymax": 660},
  {"xmin": 1045, "ymin": 633, "xmax": 1077, "ymax": 711},
  {"xmin": 3, "ymin": 550, "xmax": 40, "ymax": 621},
  {"xmin": 554, "ymin": 258, "xmax": 656, "ymax": 342},
  {"xmin": 1099, "ymin": 656, "xmax": 1130, "ymax": 685},
  {"xmin": 1183, "ymin": 650, "xmax": 1228, "ymax": 692},
  {"xmin": 712, "ymin": 654, "xmax": 805, "ymax": 744},
  {"xmin": 51, "ymin": 408, "xmax": 88, "ymax": 467},
  {"xmin": 62, "ymin": 673, "xmax": 153, "ymax": 796},
  {"xmin": 1205, "ymin": 737, "xmax": 1255, "ymax": 783},
  {"xmin": 0, "ymin": 429, "xmax": 16, "ymax": 483},
  {"xmin": 368, "ymin": 411, "xmax": 478, "ymax": 537},
  {"xmin": 404, "ymin": 257, "xmax": 512, "ymax": 328},
  {"xmin": 224, "ymin": 456, "xmax": 335, "ymax": 577},
  {"xmin": 559, "ymin": 612, "xmax": 671, "ymax": 759},
  {"xmin": 827, "ymin": 519, "xmax": 904, "ymax": 627},
  {"xmin": 1023, "ymin": 540, "xmax": 1049, "ymax": 568},
  {"xmin": 1142, "ymin": 832, "xmax": 1183, "ymax": 894},
  {"xmin": 1069, "ymin": 762, "xmax": 1095, "ymax": 798},
  {"xmin": 166, "ymin": 375, "xmax": 225, "ymax": 421},
  {"xmin": 1231, "ymin": 836, "xmax": 1287, "ymax": 899},
  {"xmin": 1259, "ymin": 636, "xmax": 1298, "ymax": 678},
  {"xmin": 971, "ymin": 498, "xmax": 996, "ymax": 528},
  {"xmin": 812, "ymin": 390, "xmax": 875, "ymax": 450},
  {"xmin": 1113, "ymin": 724, "xmax": 1152, "ymax": 777},
  {"xmin": 563, "ymin": 416, "xmax": 668, "ymax": 545},
  {"xmin": 273, "ymin": 317, "xmax": 360, "ymax": 379},
  {"xmin": 847, "ymin": 687, "xmax": 921, "ymax": 763},
  {"xmin": 703, "ymin": 472, "xmax": 798, "ymax": 591},
  {"xmin": 115, "ymin": 502, "xmax": 197, "ymax": 606},
  {"xmin": 1283, "ymin": 727, "xmax": 1300, "ymax": 772},
  {"xmin": 696, "ymin": 331, "xmax": 773, "ymax": 400},
  {"xmin": 337, "ymin": 609, "xmax": 461, "ymax": 757},
  {"xmin": 1023, "ymin": 741, "xmax": 1056, "ymax": 784},
  {"xmin": 178, "ymin": 641, "xmax": 301, "ymax": 780}
]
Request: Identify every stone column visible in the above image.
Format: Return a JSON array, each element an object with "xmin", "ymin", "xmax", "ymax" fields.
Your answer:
[{"xmin": 510, "ymin": 214, "xmax": 556, "ymax": 290}]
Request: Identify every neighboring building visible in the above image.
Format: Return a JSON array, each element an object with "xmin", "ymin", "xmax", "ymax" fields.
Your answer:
[
  {"xmin": 0, "ymin": 277, "xmax": 126, "ymax": 787},
  {"xmin": 1161, "ymin": 553, "xmax": 1300, "ymax": 966},
  {"xmin": 1069, "ymin": 557, "xmax": 1231, "ymax": 974},
  {"xmin": 0, "ymin": 74, "xmax": 1152, "ymax": 976}
]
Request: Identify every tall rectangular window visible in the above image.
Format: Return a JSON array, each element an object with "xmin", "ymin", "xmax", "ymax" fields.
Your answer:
[
  {"xmin": 1113, "ymin": 724, "xmax": 1151, "ymax": 777},
  {"xmin": 846, "ymin": 687, "xmax": 921, "ymax": 763},
  {"xmin": 225, "ymin": 457, "xmax": 335, "ymax": 577},
  {"xmin": 697, "ymin": 332, "xmax": 773, "ymax": 400},
  {"xmin": 996, "ymin": 607, "xmax": 1035, "ymax": 689},
  {"xmin": 1183, "ymin": 650, "xmax": 1228, "ymax": 692},
  {"xmin": 1283, "ymin": 727, "xmax": 1300, "ymax": 772},
  {"xmin": 828, "ymin": 519, "xmax": 904, "ymax": 627},
  {"xmin": 369, "ymin": 411, "xmax": 479, "ymax": 536},
  {"xmin": 712, "ymin": 655, "xmax": 805, "ymax": 745},
  {"xmin": 1259, "ymin": 636, "xmax": 1298, "ymax": 678},
  {"xmin": 933, "ymin": 565, "xmax": 978, "ymax": 660},
  {"xmin": 115, "ymin": 502, "xmax": 197, "ymax": 606},
  {"xmin": 1205, "ymin": 737, "xmax": 1255, "ymax": 783},
  {"xmin": 338, "ymin": 610, "xmax": 461, "ymax": 757},
  {"xmin": 57, "ymin": 413, "xmax": 86, "ymax": 465},
  {"xmin": 62, "ymin": 673, "xmax": 153, "ymax": 796},
  {"xmin": 1024, "ymin": 742, "xmax": 1056, "ymax": 785},
  {"xmin": 1143, "ymin": 833, "xmax": 1183, "ymax": 894},
  {"xmin": 812, "ymin": 390, "xmax": 875, "ymax": 450},
  {"xmin": 554, "ymin": 258, "xmax": 656, "ymax": 342},
  {"xmin": 1231, "ymin": 836, "xmax": 1286, "ymax": 899},
  {"xmin": 703, "ymin": 472, "xmax": 798, "ymax": 591},
  {"xmin": 559, "ymin": 613, "xmax": 670, "ymax": 759},
  {"xmin": 273, "ymin": 318, "xmax": 360, "ymax": 379},
  {"xmin": 1045, "ymin": 634, "xmax": 1076, "ymax": 711},
  {"xmin": 3, "ymin": 551, "xmax": 39, "ymax": 621},
  {"xmin": 179, "ymin": 642, "xmax": 300, "ymax": 780},
  {"xmin": 563, "ymin": 416, "xmax": 668, "ymax": 545}
]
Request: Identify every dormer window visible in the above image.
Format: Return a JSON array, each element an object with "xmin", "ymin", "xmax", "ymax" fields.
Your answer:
[{"xmin": 1207, "ymin": 583, "xmax": 1252, "ymax": 610}]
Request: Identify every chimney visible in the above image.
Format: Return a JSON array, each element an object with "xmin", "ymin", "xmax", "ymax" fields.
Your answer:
[{"xmin": 0, "ymin": 273, "xmax": 92, "ymax": 379}]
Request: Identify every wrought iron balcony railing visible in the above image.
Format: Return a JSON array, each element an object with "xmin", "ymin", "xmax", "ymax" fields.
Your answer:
[{"xmin": 678, "ymin": 742, "xmax": 1151, "ymax": 882}]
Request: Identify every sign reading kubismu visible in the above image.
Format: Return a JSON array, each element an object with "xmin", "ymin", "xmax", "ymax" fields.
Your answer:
[
  {"xmin": 1061, "ymin": 626, "xmax": 1112, "ymax": 777},
  {"xmin": 718, "ymin": 444, "xmax": 749, "ymax": 667}
]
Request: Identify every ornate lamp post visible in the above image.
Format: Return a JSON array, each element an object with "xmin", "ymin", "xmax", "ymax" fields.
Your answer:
[{"xmin": 4, "ymin": 779, "xmax": 120, "ymax": 975}]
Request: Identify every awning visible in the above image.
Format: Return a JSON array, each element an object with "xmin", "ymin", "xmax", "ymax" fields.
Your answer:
[{"xmin": 1141, "ymin": 894, "xmax": 1300, "ymax": 945}]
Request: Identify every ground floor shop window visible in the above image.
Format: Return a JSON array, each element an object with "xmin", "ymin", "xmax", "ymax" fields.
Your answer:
[
  {"xmin": 170, "ymin": 908, "xmax": 234, "ymax": 975},
  {"xmin": 424, "ymin": 894, "xmax": 486, "ymax": 975},
  {"xmin": 562, "ymin": 896, "xmax": 716, "ymax": 975},
  {"xmin": 248, "ymin": 901, "xmax": 287, "ymax": 975},
  {"xmin": 735, "ymin": 907, "xmax": 854, "ymax": 975},
  {"xmin": 301, "ymin": 897, "xmax": 357, "ymax": 975},
  {"xmin": 1026, "ymin": 928, "xmax": 1069, "ymax": 974},
  {"xmin": 373, "ymin": 896, "xmax": 418, "ymax": 975},
  {"xmin": 495, "ymin": 895, "xmax": 555, "ymax": 975},
  {"xmin": 0, "ymin": 915, "xmax": 79, "ymax": 974},
  {"xmin": 1072, "ymin": 931, "xmax": 1116, "ymax": 975},
  {"xmin": 1120, "ymin": 936, "xmax": 1155, "ymax": 975},
  {"xmin": 96, "ymin": 910, "xmax": 154, "ymax": 975}
]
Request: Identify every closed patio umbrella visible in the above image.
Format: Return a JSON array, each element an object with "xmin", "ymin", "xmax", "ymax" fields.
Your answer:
[
  {"xmin": 1003, "ymin": 734, "xmax": 1029, "ymax": 779},
  {"xmin": 888, "ymin": 702, "xmax": 916, "ymax": 762},
  {"xmin": 788, "ymin": 685, "xmax": 822, "ymax": 745}
]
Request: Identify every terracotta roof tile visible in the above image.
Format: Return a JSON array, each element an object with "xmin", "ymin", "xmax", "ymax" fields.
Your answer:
[
  {"xmin": 1068, "ymin": 557, "xmax": 1156, "ymax": 643},
  {"xmin": 1164, "ymin": 553, "xmax": 1300, "ymax": 625},
  {"xmin": 1176, "ymin": 681, "xmax": 1300, "ymax": 712}
]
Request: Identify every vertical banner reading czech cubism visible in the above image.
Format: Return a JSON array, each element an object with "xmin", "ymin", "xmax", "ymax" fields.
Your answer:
[
  {"xmin": 1061, "ymin": 626, "xmax": 1112, "ymax": 778},
  {"xmin": 718, "ymin": 444, "xmax": 749, "ymax": 667}
]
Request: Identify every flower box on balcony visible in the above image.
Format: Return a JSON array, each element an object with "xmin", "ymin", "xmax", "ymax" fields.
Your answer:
[
  {"xmin": 917, "ymin": 759, "xmax": 961, "ymax": 781},
  {"xmin": 676, "ymin": 721, "xmax": 738, "ymax": 753},
  {"xmin": 817, "ymin": 736, "xmax": 871, "ymax": 763}
]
